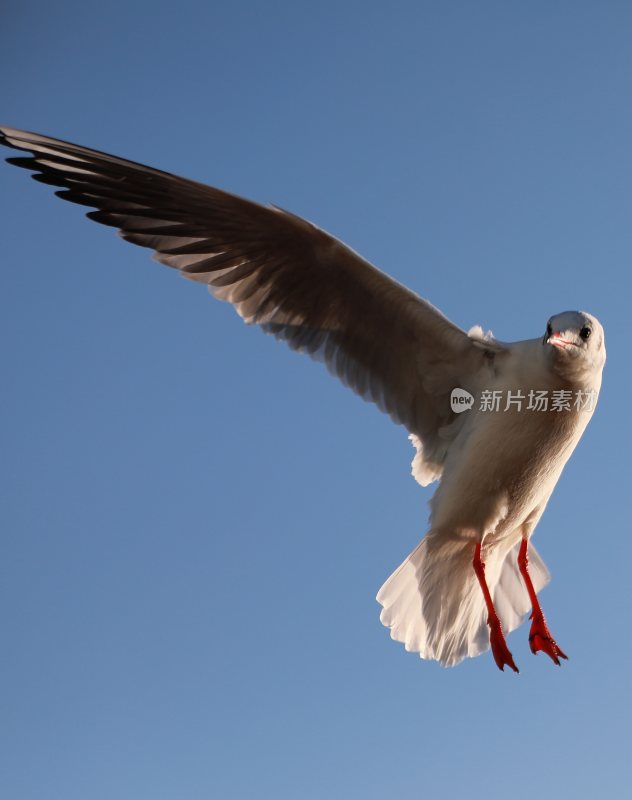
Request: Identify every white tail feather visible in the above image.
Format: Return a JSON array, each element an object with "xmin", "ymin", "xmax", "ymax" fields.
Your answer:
[{"xmin": 376, "ymin": 533, "xmax": 551, "ymax": 667}]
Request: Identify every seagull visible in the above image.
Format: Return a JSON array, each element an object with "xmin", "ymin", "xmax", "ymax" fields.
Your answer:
[{"xmin": 0, "ymin": 126, "xmax": 606, "ymax": 672}]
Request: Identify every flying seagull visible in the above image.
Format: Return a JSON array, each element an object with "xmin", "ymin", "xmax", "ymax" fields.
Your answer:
[{"xmin": 0, "ymin": 126, "xmax": 606, "ymax": 672}]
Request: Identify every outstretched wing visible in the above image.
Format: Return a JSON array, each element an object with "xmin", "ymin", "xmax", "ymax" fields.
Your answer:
[{"xmin": 0, "ymin": 126, "xmax": 502, "ymax": 470}]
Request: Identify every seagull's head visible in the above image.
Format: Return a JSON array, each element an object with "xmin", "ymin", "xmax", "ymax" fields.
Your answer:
[{"xmin": 543, "ymin": 310, "xmax": 606, "ymax": 381}]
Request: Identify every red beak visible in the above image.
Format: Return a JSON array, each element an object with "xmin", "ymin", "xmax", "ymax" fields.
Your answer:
[{"xmin": 549, "ymin": 332, "xmax": 574, "ymax": 349}]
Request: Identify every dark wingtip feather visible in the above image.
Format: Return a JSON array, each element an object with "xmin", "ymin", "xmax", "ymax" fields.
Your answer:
[
  {"xmin": 55, "ymin": 190, "xmax": 102, "ymax": 208},
  {"xmin": 6, "ymin": 156, "xmax": 38, "ymax": 169},
  {"xmin": 86, "ymin": 209, "xmax": 121, "ymax": 226},
  {"xmin": 33, "ymin": 172, "xmax": 67, "ymax": 187}
]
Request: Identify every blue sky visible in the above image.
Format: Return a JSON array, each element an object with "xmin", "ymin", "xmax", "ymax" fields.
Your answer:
[{"xmin": 1, "ymin": 2, "xmax": 631, "ymax": 798}]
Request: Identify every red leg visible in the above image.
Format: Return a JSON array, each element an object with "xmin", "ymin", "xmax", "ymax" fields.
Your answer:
[
  {"xmin": 473, "ymin": 542, "xmax": 519, "ymax": 673},
  {"xmin": 518, "ymin": 539, "xmax": 568, "ymax": 665}
]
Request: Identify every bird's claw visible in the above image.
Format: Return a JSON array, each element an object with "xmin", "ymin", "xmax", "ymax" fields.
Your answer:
[
  {"xmin": 529, "ymin": 612, "xmax": 568, "ymax": 665},
  {"xmin": 488, "ymin": 615, "xmax": 519, "ymax": 673}
]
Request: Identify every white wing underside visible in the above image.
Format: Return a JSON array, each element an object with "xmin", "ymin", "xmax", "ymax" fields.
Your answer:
[{"xmin": 0, "ymin": 126, "xmax": 507, "ymax": 482}]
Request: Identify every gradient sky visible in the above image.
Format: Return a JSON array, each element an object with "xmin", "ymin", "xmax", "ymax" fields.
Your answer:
[{"xmin": 2, "ymin": 2, "xmax": 631, "ymax": 799}]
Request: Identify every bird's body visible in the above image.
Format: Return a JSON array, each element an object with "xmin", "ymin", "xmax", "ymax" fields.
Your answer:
[
  {"xmin": 0, "ymin": 127, "xmax": 606, "ymax": 671},
  {"xmin": 382, "ymin": 330, "xmax": 602, "ymax": 665}
]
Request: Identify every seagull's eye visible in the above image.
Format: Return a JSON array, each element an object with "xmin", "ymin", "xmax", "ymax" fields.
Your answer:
[{"xmin": 580, "ymin": 326, "xmax": 592, "ymax": 341}]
